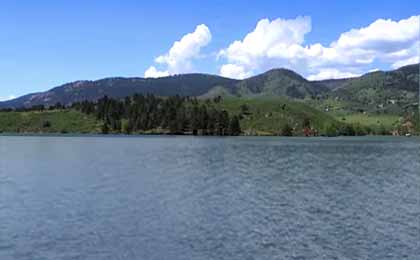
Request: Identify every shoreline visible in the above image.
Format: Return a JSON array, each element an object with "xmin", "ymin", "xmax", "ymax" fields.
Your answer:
[{"xmin": 1, "ymin": 132, "xmax": 418, "ymax": 138}]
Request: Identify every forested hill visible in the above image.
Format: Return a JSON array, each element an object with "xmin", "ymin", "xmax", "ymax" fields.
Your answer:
[
  {"xmin": 230, "ymin": 68, "xmax": 329, "ymax": 98},
  {"xmin": 329, "ymin": 63, "xmax": 419, "ymax": 114},
  {"xmin": 0, "ymin": 64, "xmax": 418, "ymax": 109},
  {"xmin": 0, "ymin": 74, "xmax": 238, "ymax": 108}
]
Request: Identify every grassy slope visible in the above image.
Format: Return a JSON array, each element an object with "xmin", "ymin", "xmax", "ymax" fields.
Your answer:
[
  {"xmin": 0, "ymin": 110, "xmax": 100, "ymax": 134},
  {"xmin": 0, "ymin": 98, "xmax": 339, "ymax": 136},
  {"xmin": 1, "ymin": 99, "xmax": 416, "ymax": 136},
  {"xmin": 304, "ymin": 98, "xmax": 407, "ymax": 132},
  {"xmin": 217, "ymin": 97, "xmax": 340, "ymax": 135},
  {"xmin": 338, "ymin": 114, "xmax": 401, "ymax": 129}
]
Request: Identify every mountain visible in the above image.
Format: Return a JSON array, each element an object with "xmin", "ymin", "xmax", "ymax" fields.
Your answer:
[
  {"xmin": 0, "ymin": 74, "xmax": 238, "ymax": 108},
  {"xmin": 0, "ymin": 68, "xmax": 328, "ymax": 108},
  {"xmin": 200, "ymin": 68, "xmax": 329, "ymax": 99},
  {"xmin": 328, "ymin": 64, "xmax": 419, "ymax": 113},
  {"xmin": 311, "ymin": 78, "xmax": 352, "ymax": 91},
  {"xmin": 1, "ymin": 64, "xmax": 418, "ymax": 109},
  {"xmin": 233, "ymin": 68, "xmax": 329, "ymax": 98}
]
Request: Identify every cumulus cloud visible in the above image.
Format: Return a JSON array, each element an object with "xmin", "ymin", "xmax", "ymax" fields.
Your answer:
[
  {"xmin": 144, "ymin": 24, "xmax": 212, "ymax": 78},
  {"xmin": 307, "ymin": 69, "xmax": 360, "ymax": 81},
  {"xmin": 391, "ymin": 56, "xmax": 420, "ymax": 69},
  {"xmin": 0, "ymin": 95, "xmax": 16, "ymax": 101},
  {"xmin": 220, "ymin": 64, "xmax": 252, "ymax": 79},
  {"xmin": 333, "ymin": 16, "xmax": 419, "ymax": 51},
  {"xmin": 218, "ymin": 16, "xmax": 311, "ymax": 78},
  {"xmin": 218, "ymin": 15, "xmax": 420, "ymax": 80},
  {"xmin": 144, "ymin": 66, "xmax": 169, "ymax": 78}
]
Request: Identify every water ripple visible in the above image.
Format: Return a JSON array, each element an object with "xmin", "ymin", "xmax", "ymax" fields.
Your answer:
[{"xmin": 0, "ymin": 136, "xmax": 419, "ymax": 260}]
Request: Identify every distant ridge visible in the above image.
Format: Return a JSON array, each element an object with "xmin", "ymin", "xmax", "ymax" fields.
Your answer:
[
  {"xmin": 0, "ymin": 74, "xmax": 238, "ymax": 108},
  {"xmin": 0, "ymin": 63, "xmax": 418, "ymax": 109}
]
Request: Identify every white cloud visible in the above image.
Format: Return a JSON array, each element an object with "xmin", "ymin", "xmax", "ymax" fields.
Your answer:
[
  {"xmin": 220, "ymin": 64, "xmax": 252, "ymax": 79},
  {"xmin": 144, "ymin": 66, "xmax": 169, "ymax": 78},
  {"xmin": 333, "ymin": 16, "xmax": 419, "ymax": 51},
  {"xmin": 218, "ymin": 15, "xmax": 420, "ymax": 79},
  {"xmin": 308, "ymin": 69, "xmax": 360, "ymax": 81},
  {"xmin": 220, "ymin": 16, "xmax": 311, "ymax": 64},
  {"xmin": 218, "ymin": 16, "xmax": 311, "ymax": 78},
  {"xmin": 144, "ymin": 24, "xmax": 212, "ymax": 78},
  {"xmin": 0, "ymin": 95, "xmax": 16, "ymax": 101},
  {"xmin": 391, "ymin": 56, "xmax": 420, "ymax": 69},
  {"xmin": 388, "ymin": 40, "xmax": 420, "ymax": 69}
]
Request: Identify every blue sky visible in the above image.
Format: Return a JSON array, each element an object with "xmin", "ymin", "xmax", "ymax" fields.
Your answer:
[{"xmin": 0, "ymin": 0, "xmax": 419, "ymax": 100}]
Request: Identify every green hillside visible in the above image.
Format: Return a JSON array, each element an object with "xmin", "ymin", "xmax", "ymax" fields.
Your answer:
[
  {"xmin": 1, "ymin": 64, "xmax": 417, "ymax": 119},
  {"xmin": 231, "ymin": 68, "xmax": 327, "ymax": 98},
  {"xmin": 215, "ymin": 97, "xmax": 340, "ymax": 135},
  {"xmin": 304, "ymin": 96, "xmax": 419, "ymax": 135},
  {"xmin": 0, "ymin": 97, "xmax": 342, "ymax": 136},
  {"xmin": 330, "ymin": 64, "xmax": 419, "ymax": 115},
  {"xmin": 1, "ymin": 99, "xmax": 417, "ymax": 136},
  {"xmin": 0, "ymin": 110, "xmax": 100, "ymax": 134}
]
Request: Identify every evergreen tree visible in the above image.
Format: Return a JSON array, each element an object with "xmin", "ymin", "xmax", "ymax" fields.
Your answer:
[
  {"xmin": 199, "ymin": 105, "xmax": 209, "ymax": 134},
  {"xmin": 190, "ymin": 104, "xmax": 200, "ymax": 135},
  {"xmin": 101, "ymin": 123, "xmax": 110, "ymax": 134},
  {"xmin": 217, "ymin": 110, "xmax": 229, "ymax": 135},
  {"xmin": 72, "ymin": 93, "xmax": 241, "ymax": 136},
  {"xmin": 229, "ymin": 116, "xmax": 241, "ymax": 136}
]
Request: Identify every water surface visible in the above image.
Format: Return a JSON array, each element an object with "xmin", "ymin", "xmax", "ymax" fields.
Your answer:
[{"xmin": 1, "ymin": 136, "xmax": 419, "ymax": 259}]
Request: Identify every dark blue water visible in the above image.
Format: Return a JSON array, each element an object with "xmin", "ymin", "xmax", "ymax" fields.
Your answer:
[{"xmin": 1, "ymin": 136, "xmax": 419, "ymax": 259}]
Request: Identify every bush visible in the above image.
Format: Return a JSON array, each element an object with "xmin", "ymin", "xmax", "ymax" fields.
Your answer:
[
  {"xmin": 324, "ymin": 123, "xmax": 339, "ymax": 137},
  {"xmin": 240, "ymin": 104, "xmax": 251, "ymax": 115},
  {"xmin": 375, "ymin": 124, "xmax": 388, "ymax": 135},
  {"xmin": 353, "ymin": 124, "xmax": 367, "ymax": 136},
  {"xmin": 302, "ymin": 117, "xmax": 311, "ymax": 128},
  {"xmin": 42, "ymin": 120, "xmax": 51, "ymax": 128},
  {"xmin": 101, "ymin": 123, "xmax": 109, "ymax": 134},
  {"xmin": 281, "ymin": 123, "xmax": 293, "ymax": 136},
  {"xmin": 340, "ymin": 125, "xmax": 355, "ymax": 136},
  {"xmin": 122, "ymin": 120, "xmax": 132, "ymax": 134}
]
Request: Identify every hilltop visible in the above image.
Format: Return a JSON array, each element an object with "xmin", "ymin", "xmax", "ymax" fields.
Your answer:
[{"xmin": 1, "ymin": 64, "xmax": 418, "ymax": 114}]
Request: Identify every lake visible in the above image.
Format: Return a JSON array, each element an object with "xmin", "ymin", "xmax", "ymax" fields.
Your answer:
[{"xmin": 0, "ymin": 136, "xmax": 419, "ymax": 259}]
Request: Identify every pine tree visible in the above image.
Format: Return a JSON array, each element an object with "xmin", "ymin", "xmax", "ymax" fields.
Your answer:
[
  {"xmin": 229, "ymin": 116, "xmax": 241, "ymax": 136},
  {"xmin": 101, "ymin": 123, "xmax": 110, "ymax": 134},
  {"xmin": 74, "ymin": 93, "xmax": 242, "ymax": 136},
  {"xmin": 217, "ymin": 110, "xmax": 229, "ymax": 135}
]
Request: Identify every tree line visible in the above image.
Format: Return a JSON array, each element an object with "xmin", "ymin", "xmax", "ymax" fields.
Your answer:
[
  {"xmin": 0, "ymin": 102, "xmax": 65, "ymax": 113},
  {"xmin": 71, "ymin": 94, "xmax": 241, "ymax": 135}
]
